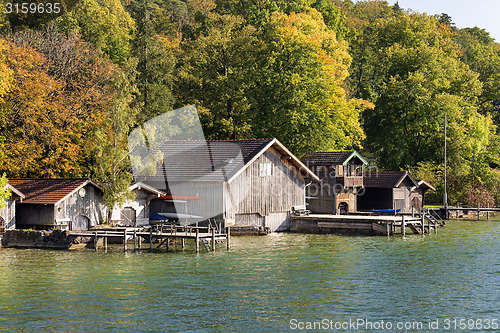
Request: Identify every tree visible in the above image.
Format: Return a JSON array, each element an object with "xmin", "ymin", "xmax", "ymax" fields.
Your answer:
[
  {"xmin": 176, "ymin": 12, "xmax": 257, "ymax": 139},
  {"xmin": 127, "ymin": 0, "xmax": 177, "ymax": 123},
  {"xmin": 252, "ymin": 8, "xmax": 371, "ymax": 155},
  {"xmin": 455, "ymin": 27, "xmax": 500, "ymax": 123},
  {"xmin": 0, "ymin": 173, "xmax": 9, "ymax": 209},
  {"xmin": 90, "ymin": 59, "xmax": 139, "ymax": 219},
  {"xmin": 57, "ymin": 0, "xmax": 135, "ymax": 64}
]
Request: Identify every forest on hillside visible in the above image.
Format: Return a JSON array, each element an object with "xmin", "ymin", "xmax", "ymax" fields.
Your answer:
[{"xmin": 1, "ymin": 0, "xmax": 500, "ymax": 209}]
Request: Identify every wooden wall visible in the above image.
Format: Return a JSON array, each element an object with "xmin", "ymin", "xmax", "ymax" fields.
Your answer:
[
  {"xmin": 0, "ymin": 198, "xmax": 17, "ymax": 230},
  {"xmin": 111, "ymin": 189, "xmax": 157, "ymax": 226},
  {"xmin": 54, "ymin": 184, "xmax": 106, "ymax": 230},
  {"xmin": 225, "ymin": 147, "xmax": 305, "ymax": 231}
]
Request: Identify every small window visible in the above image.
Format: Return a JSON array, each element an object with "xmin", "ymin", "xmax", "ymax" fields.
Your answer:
[{"xmin": 259, "ymin": 162, "xmax": 273, "ymax": 177}]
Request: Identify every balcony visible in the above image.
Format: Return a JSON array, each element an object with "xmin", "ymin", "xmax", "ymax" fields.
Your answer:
[{"xmin": 343, "ymin": 176, "xmax": 363, "ymax": 187}]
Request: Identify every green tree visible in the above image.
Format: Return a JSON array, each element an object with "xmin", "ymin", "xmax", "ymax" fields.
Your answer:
[
  {"xmin": 455, "ymin": 27, "xmax": 500, "ymax": 123},
  {"xmin": 127, "ymin": 0, "xmax": 176, "ymax": 123},
  {"xmin": 0, "ymin": 173, "xmax": 9, "ymax": 209},
  {"xmin": 176, "ymin": 12, "xmax": 257, "ymax": 139},
  {"xmin": 252, "ymin": 8, "xmax": 371, "ymax": 155},
  {"xmin": 57, "ymin": 0, "xmax": 135, "ymax": 64},
  {"xmin": 90, "ymin": 59, "xmax": 139, "ymax": 219}
]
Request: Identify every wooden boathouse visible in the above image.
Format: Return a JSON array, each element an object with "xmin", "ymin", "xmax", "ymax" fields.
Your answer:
[
  {"xmin": 110, "ymin": 182, "xmax": 165, "ymax": 227},
  {"xmin": 140, "ymin": 138, "xmax": 319, "ymax": 233},
  {"xmin": 8, "ymin": 178, "xmax": 106, "ymax": 230},
  {"xmin": 0, "ymin": 184, "xmax": 25, "ymax": 232},
  {"xmin": 358, "ymin": 171, "xmax": 435, "ymax": 213},
  {"xmin": 301, "ymin": 151, "xmax": 368, "ymax": 214}
]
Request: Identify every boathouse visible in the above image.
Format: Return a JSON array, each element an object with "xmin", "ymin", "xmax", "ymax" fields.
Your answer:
[
  {"xmin": 110, "ymin": 182, "xmax": 165, "ymax": 227},
  {"xmin": 8, "ymin": 178, "xmax": 106, "ymax": 230},
  {"xmin": 0, "ymin": 184, "xmax": 25, "ymax": 232},
  {"xmin": 301, "ymin": 151, "xmax": 368, "ymax": 214},
  {"xmin": 140, "ymin": 138, "xmax": 319, "ymax": 232},
  {"xmin": 357, "ymin": 171, "xmax": 435, "ymax": 213}
]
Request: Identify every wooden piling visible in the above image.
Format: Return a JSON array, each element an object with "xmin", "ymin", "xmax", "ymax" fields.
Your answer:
[
  {"xmin": 133, "ymin": 230, "xmax": 137, "ymax": 251},
  {"xmin": 386, "ymin": 223, "xmax": 391, "ymax": 237},
  {"xmin": 226, "ymin": 226, "xmax": 231, "ymax": 250},
  {"xmin": 487, "ymin": 203, "xmax": 490, "ymax": 220},
  {"xmin": 401, "ymin": 215, "xmax": 406, "ymax": 237},
  {"xmin": 123, "ymin": 230, "xmax": 127, "ymax": 251},
  {"xmin": 103, "ymin": 232, "xmax": 108, "ymax": 252},
  {"xmin": 477, "ymin": 203, "xmax": 480, "ymax": 221},
  {"xmin": 195, "ymin": 229, "xmax": 200, "ymax": 254},
  {"xmin": 94, "ymin": 231, "xmax": 98, "ymax": 251},
  {"xmin": 211, "ymin": 227, "xmax": 216, "ymax": 252},
  {"xmin": 182, "ymin": 237, "xmax": 186, "ymax": 250},
  {"xmin": 149, "ymin": 229, "xmax": 153, "ymax": 251},
  {"xmin": 421, "ymin": 214, "xmax": 425, "ymax": 235},
  {"xmin": 456, "ymin": 202, "xmax": 459, "ymax": 218}
]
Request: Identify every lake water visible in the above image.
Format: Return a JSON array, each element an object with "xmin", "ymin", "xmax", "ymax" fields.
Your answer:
[{"xmin": 0, "ymin": 219, "xmax": 498, "ymax": 332}]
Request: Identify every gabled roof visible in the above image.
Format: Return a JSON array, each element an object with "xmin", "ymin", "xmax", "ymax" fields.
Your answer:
[
  {"xmin": 129, "ymin": 182, "xmax": 165, "ymax": 196},
  {"xmin": 363, "ymin": 171, "xmax": 419, "ymax": 189},
  {"xmin": 417, "ymin": 180, "xmax": 436, "ymax": 191},
  {"xmin": 8, "ymin": 178, "xmax": 101, "ymax": 205},
  {"xmin": 138, "ymin": 138, "xmax": 319, "ymax": 184},
  {"xmin": 301, "ymin": 151, "xmax": 368, "ymax": 166},
  {"xmin": 3, "ymin": 184, "xmax": 25, "ymax": 200}
]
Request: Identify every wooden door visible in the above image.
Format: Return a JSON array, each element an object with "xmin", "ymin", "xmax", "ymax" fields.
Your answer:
[{"xmin": 121, "ymin": 207, "xmax": 136, "ymax": 226}]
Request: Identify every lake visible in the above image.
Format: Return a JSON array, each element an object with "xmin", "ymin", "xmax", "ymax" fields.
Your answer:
[{"xmin": 0, "ymin": 219, "xmax": 498, "ymax": 332}]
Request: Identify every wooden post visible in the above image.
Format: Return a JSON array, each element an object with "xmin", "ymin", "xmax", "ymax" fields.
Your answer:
[
  {"xmin": 94, "ymin": 231, "xmax": 98, "ymax": 251},
  {"xmin": 477, "ymin": 203, "xmax": 480, "ymax": 221},
  {"xmin": 104, "ymin": 232, "xmax": 108, "ymax": 252},
  {"xmin": 123, "ymin": 230, "xmax": 127, "ymax": 251},
  {"xmin": 226, "ymin": 226, "xmax": 231, "ymax": 250},
  {"xmin": 401, "ymin": 215, "xmax": 406, "ymax": 237},
  {"xmin": 138, "ymin": 233, "xmax": 142, "ymax": 248},
  {"xmin": 386, "ymin": 223, "xmax": 391, "ymax": 237},
  {"xmin": 149, "ymin": 229, "xmax": 153, "ymax": 251},
  {"xmin": 133, "ymin": 230, "xmax": 137, "ymax": 251},
  {"xmin": 487, "ymin": 203, "xmax": 490, "ymax": 220},
  {"xmin": 211, "ymin": 227, "xmax": 216, "ymax": 252},
  {"xmin": 421, "ymin": 214, "xmax": 425, "ymax": 235},
  {"xmin": 195, "ymin": 229, "xmax": 200, "ymax": 254},
  {"xmin": 456, "ymin": 202, "xmax": 459, "ymax": 219},
  {"xmin": 182, "ymin": 238, "xmax": 186, "ymax": 250}
]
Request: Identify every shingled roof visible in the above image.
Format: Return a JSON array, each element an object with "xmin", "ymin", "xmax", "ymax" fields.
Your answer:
[
  {"xmin": 301, "ymin": 151, "xmax": 368, "ymax": 166},
  {"xmin": 137, "ymin": 138, "xmax": 318, "ymax": 183},
  {"xmin": 363, "ymin": 171, "xmax": 419, "ymax": 189},
  {"xmin": 8, "ymin": 178, "xmax": 100, "ymax": 205}
]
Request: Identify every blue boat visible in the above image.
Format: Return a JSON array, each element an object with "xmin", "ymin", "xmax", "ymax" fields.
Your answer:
[{"xmin": 371, "ymin": 209, "xmax": 401, "ymax": 214}]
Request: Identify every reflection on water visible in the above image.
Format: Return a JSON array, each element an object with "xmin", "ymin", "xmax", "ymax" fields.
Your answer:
[{"xmin": 0, "ymin": 219, "xmax": 498, "ymax": 332}]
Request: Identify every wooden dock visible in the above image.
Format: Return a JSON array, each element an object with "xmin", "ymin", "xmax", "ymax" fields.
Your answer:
[
  {"xmin": 289, "ymin": 213, "xmax": 442, "ymax": 236},
  {"xmin": 69, "ymin": 225, "xmax": 230, "ymax": 253}
]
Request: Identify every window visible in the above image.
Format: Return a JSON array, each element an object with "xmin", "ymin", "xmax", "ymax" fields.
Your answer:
[{"xmin": 259, "ymin": 162, "xmax": 273, "ymax": 177}]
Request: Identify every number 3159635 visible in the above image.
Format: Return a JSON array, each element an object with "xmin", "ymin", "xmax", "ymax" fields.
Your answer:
[{"xmin": 4, "ymin": 2, "xmax": 61, "ymax": 14}]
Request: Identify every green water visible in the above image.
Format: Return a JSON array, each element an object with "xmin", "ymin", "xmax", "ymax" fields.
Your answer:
[{"xmin": 0, "ymin": 219, "xmax": 498, "ymax": 333}]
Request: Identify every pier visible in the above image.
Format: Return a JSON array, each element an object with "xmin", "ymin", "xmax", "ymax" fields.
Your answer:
[
  {"xmin": 290, "ymin": 212, "xmax": 443, "ymax": 236},
  {"xmin": 69, "ymin": 224, "xmax": 230, "ymax": 253}
]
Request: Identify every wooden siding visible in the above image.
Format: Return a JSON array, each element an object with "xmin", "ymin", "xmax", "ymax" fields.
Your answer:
[
  {"xmin": 0, "ymin": 198, "xmax": 17, "ymax": 230},
  {"xmin": 111, "ymin": 189, "xmax": 157, "ymax": 227},
  {"xmin": 224, "ymin": 147, "xmax": 305, "ymax": 231},
  {"xmin": 54, "ymin": 184, "xmax": 106, "ymax": 230}
]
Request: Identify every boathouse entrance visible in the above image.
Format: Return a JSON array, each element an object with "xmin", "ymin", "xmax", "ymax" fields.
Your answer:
[{"xmin": 338, "ymin": 202, "xmax": 349, "ymax": 215}]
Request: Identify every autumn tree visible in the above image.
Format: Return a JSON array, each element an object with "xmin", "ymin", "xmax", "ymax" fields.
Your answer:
[{"xmin": 252, "ymin": 8, "xmax": 370, "ymax": 155}]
